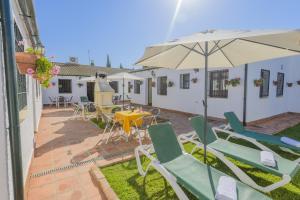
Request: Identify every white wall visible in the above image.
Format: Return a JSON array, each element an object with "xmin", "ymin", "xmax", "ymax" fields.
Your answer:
[
  {"xmin": 131, "ymin": 55, "xmax": 300, "ymax": 122},
  {"xmin": 42, "ymin": 76, "xmax": 88, "ymax": 104},
  {"xmin": 0, "ymin": 20, "xmax": 12, "ymax": 200}
]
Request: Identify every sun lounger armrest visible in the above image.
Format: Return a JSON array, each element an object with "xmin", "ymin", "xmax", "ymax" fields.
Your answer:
[{"xmin": 212, "ymin": 127, "xmax": 281, "ymax": 158}]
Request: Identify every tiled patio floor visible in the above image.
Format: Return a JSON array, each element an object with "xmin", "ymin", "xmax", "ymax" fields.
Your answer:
[{"xmin": 26, "ymin": 107, "xmax": 300, "ymax": 200}]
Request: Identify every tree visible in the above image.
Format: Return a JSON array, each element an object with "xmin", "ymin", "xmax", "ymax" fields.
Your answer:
[
  {"xmin": 106, "ymin": 54, "xmax": 111, "ymax": 68},
  {"xmin": 119, "ymin": 63, "xmax": 123, "ymax": 69}
]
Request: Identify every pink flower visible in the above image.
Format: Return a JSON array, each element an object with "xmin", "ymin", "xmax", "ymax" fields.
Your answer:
[
  {"xmin": 51, "ymin": 65, "xmax": 60, "ymax": 76},
  {"xmin": 26, "ymin": 68, "xmax": 35, "ymax": 75}
]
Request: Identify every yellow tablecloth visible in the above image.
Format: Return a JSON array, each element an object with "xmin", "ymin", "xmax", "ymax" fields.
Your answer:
[{"xmin": 114, "ymin": 111, "xmax": 151, "ymax": 134}]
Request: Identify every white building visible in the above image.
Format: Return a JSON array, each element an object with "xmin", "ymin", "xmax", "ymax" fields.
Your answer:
[
  {"xmin": 0, "ymin": 0, "xmax": 42, "ymax": 199},
  {"xmin": 42, "ymin": 61, "xmax": 130, "ymax": 105},
  {"xmin": 129, "ymin": 55, "xmax": 300, "ymax": 123}
]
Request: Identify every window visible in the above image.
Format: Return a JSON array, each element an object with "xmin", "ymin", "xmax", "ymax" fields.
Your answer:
[
  {"xmin": 128, "ymin": 81, "xmax": 131, "ymax": 93},
  {"xmin": 180, "ymin": 73, "xmax": 190, "ymax": 89},
  {"xmin": 276, "ymin": 72, "xmax": 284, "ymax": 97},
  {"xmin": 209, "ymin": 70, "xmax": 228, "ymax": 98},
  {"xmin": 109, "ymin": 81, "xmax": 118, "ymax": 93},
  {"xmin": 58, "ymin": 79, "xmax": 72, "ymax": 93},
  {"xmin": 14, "ymin": 22, "xmax": 27, "ymax": 111},
  {"xmin": 157, "ymin": 76, "xmax": 167, "ymax": 95},
  {"xmin": 134, "ymin": 80, "xmax": 141, "ymax": 94},
  {"xmin": 260, "ymin": 69, "xmax": 270, "ymax": 98}
]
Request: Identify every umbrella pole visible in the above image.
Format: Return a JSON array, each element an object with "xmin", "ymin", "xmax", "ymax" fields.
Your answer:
[
  {"xmin": 123, "ymin": 77, "xmax": 125, "ymax": 110},
  {"xmin": 203, "ymin": 41, "xmax": 208, "ymax": 164}
]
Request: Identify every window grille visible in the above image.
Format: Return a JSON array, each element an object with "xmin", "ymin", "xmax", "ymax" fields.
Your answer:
[
  {"xmin": 260, "ymin": 69, "xmax": 270, "ymax": 97},
  {"xmin": 58, "ymin": 79, "xmax": 72, "ymax": 93},
  {"xmin": 209, "ymin": 70, "xmax": 228, "ymax": 98},
  {"xmin": 157, "ymin": 76, "xmax": 167, "ymax": 95},
  {"xmin": 134, "ymin": 80, "xmax": 141, "ymax": 94},
  {"xmin": 276, "ymin": 72, "xmax": 284, "ymax": 97},
  {"xmin": 180, "ymin": 73, "xmax": 190, "ymax": 89}
]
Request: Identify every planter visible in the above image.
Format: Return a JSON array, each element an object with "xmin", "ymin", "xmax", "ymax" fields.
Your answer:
[
  {"xmin": 15, "ymin": 52, "xmax": 39, "ymax": 74},
  {"xmin": 287, "ymin": 82, "xmax": 293, "ymax": 87},
  {"xmin": 77, "ymin": 83, "xmax": 84, "ymax": 88},
  {"xmin": 191, "ymin": 78, "xmax": 198, "ymax": 83},
  {"xmin": 151, "ymin": 82, "xmax": 156, "ymax": 87},
  {"xmin": 297, "ymin": 80, "xmax": 300, "ymax": 85},
  {"xmin": 254, "ymin": 79, "xmax": 263, "ymax": 87},
  {"xmin": 226, "ymin": 78, "xmax": 241, "ymax": 87},
  {"xmin": 168, "ymin": 81, "xmax": 174, "ymax": 87},
  {"xmin": 273, "ymin": 80, "xmax": 278, "ymax": 86}
]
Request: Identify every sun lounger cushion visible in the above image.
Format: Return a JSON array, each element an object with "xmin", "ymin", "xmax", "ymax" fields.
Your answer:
[{"xmin": 215, "ymin": 176, "xmax": 237, "ymax": 200}]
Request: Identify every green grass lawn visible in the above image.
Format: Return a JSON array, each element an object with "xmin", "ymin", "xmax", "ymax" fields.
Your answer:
[{"xmin": 101, "ymin": 123, "xmax": 300, "ymax": 200}]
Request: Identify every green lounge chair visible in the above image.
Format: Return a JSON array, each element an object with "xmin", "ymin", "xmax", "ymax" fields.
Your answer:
[
  {"xmin": 135, "ymin": 122, "xmax": 270, "ymax": 200},
  {"xmin": 224, "ymin": 112, "xmax": 300, "ymax": 155},
  {"xmin": 179, "ymin": 115, "xmax": 300, "ymax": 193}
]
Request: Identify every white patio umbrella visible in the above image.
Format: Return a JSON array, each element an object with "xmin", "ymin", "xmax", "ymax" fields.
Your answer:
[
  {"xmin": 107, "ymin": 72, "xmax": 143, "ymax": 108},
  {"xmin": 77, "ymin": 76, "xmax": 96, "ymax": 82},
  {"xmin": 135, "ymin": 29, "xmax": 300, "ymax": 163}
]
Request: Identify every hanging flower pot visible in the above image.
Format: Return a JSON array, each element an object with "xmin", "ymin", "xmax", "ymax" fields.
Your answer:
[
  {"xmin": 254, "ymin": 79, "xmax": 263, "ymax": 87},
  {"xmin": 273, "ymin": 80, "xmax": 278, "ymax": 86},
  {"xmin": 15, "ymin": 52, "xmax": 40, "ymax": 74},
  {"xmin": 191, "ymin": 78, "xmax": 198, "ymax": 83},
  {"xmin": 287, "ymin": 82, "xmax": 293, "ymax": 87},
  {"xmin": 297, "ymin": 80, "xmax": 300, "ymax": 85},
  {"xmin": 151, "ymin": 82, "xmax": 156, "ymax": 87},
  {"xmin": 77, "ymin": 83, "xmax": 84, "ymax": 88},
  {"xmin": 168, "ymin": 81, "xmax": 174, "ymax": 87}
]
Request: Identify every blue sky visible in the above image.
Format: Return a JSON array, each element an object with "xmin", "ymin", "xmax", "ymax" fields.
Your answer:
[{"xmin": 35, "ymin": 0, "xmax": 300, "ymax": 69}]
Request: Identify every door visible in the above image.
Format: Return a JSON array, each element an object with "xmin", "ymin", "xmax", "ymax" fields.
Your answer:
[
  {"xmin": 87, "ymin": 82, "xmax": 95, "ymax": 102},
  {"xmin": 147, "ymin": 78, "xmax": 152, "ymax": 106}
]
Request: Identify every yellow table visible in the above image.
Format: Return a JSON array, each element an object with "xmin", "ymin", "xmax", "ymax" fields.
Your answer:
[{"xmin": 114, "ymin": 110, "xmax": 151, "ymax": 134}]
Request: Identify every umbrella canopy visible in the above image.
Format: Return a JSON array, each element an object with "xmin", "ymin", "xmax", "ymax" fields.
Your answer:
[
  {"xmin": 107, "ymin": 72, "xmax": 143, "ymax": 80},
  {"xmin": 135, "ymin": 29, "xmax": 300, "ymax": 163},
  {"xmin": 107, "ymin": 72, "xmax": 143, "ymax": 109},
  {"xmin": 77, "ymin": 76, "xmax": 96, "ymax": 82},
  {"xmin": 136, "ymin": 29, "xmax": 300, "ymax": 69}
]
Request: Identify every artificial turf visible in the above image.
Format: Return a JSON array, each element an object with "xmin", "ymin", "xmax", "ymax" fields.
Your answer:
[{"xmin": 100, "ymin": 123, "xmax": 300, "ymax": 200}]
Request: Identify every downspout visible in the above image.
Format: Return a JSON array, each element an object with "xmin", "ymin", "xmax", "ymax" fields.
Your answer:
[
  {"xmin": 243, "ymin": 64, "xmax": 248, "ymax": 126},
  {"xmin": 0, "ymin": 0, "xmax": 24, "ymax": 199}
]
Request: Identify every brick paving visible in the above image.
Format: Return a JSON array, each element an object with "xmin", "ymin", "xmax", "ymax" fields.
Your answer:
[{"xmin": 26, "ymin": 107, "xmax": 300, "ymax": 200}]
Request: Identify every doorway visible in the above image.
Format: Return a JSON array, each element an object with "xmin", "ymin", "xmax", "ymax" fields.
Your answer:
[
  {"xmin": 147, "ymin": 78, "xmax": 152, "ymax": 106},
  {"xmin": 87, "ymin": 82, "xmax": 95, "ymax": 102}
]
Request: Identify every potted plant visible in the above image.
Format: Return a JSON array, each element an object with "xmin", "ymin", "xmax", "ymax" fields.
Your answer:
[
  {"xmin": 17, "ymin": 48, "xmax": 60, "ymax": 88},
  {"xmin": 151, "ymin": 82, "xmax": 156, "ymax": 87},
  {"xmin": 253, "ymin": 79, "xmax": 263, "ymax": 87},
  {"xmin": 168, "ymin": 81, "xmax": 174, "ymax": 87},
  {"xmin": 297, "ymin": 80, "xmax": 300, "ymax": 85},
  {"xmin": 15, "ymin": 47, "xmax": 41, "ymax": 74},
  {"xmin": 193, "ymin": 68, "xmax": 199, "ymax": 73},
  {"xmin": 287, "ymin": 82, "xmax": 293, "ymax": 87},
  {"xmin": 77, "ymin": 83, "xmax": 84, "ymax": 88},
  {"xmin": 273, "ymin": 80, "xmax": 278, "ymax": 86},
  {"xmin": 191, "ymin": 78, "xmax": 198, "ymax": 83},
  {"xmin": 230, "ymin": 78, "xmax": 241, "ymax": 87}
]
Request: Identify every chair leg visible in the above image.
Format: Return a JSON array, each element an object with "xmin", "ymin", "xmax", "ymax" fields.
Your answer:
[{"xmin": 105, "ymin": 122, "xmax": 116, "ymax": 144}]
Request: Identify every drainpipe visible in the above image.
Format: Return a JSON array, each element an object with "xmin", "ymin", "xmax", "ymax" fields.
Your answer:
[
  {"xmin": 0, "ymin": 0, "xmax": 24, "ymax": 199},
  {"xmin": 243, "ymin": 64, "xmax": 248, "ymax": 126}
]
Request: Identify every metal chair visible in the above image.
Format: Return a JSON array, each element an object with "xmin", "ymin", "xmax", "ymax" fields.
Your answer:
[
  {"xmin": 133, "ymin": 115, "xmax": 155, "ymax": 145},
  {"xmin": 65, "ymin": 96, "xmax": 73, "ymax": 107},
  {"xmin": 149, "ymin": 107, "xmax": 160, "ymax": 124},
  {"xmin": 96, "ymin": 113, "xmax": 123, "ymax": 145},
  {"xmin": 48, "ymin": 96, "xmax": 57, "ymax": 107},
  {"xmin": 112, "ymin": 106, "xmax": 121, "ymax": 113}
]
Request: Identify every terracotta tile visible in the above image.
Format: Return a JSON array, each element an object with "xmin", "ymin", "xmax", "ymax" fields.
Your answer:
[
  {"xmin": 27, "ymin": 183, "xmax": 56, "ymax": 200},
  {"xmin": 29, "ymin": 175, "xmax": 54, "ymax": 188},
  {"xmin": 55, "ymin": 176, "xmax": 79, "ymax": 194}
]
